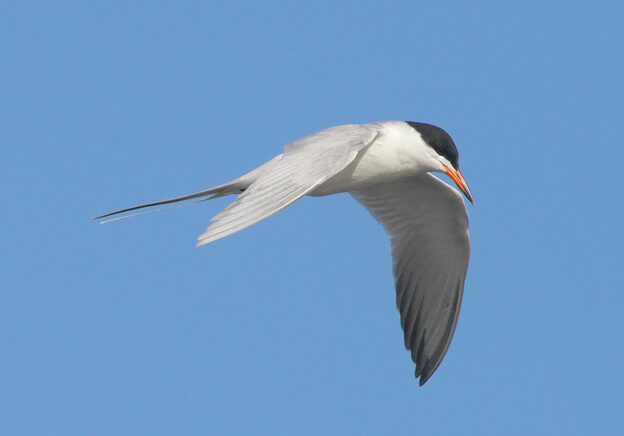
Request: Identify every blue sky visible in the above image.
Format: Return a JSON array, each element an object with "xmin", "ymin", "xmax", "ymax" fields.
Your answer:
[{"xmin": 2, "ymin": 1, "xmax": 623, "ymax": 434}]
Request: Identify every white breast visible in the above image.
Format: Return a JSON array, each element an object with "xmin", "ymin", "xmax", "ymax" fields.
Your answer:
[{"xmin": 310, "ymin": 121, "xmax": 432, "ymax": 196}]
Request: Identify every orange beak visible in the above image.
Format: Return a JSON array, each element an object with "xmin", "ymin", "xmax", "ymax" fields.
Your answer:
[{"xmin": 442, "ymin": 164, "xmax": 475, "ymax": 205}]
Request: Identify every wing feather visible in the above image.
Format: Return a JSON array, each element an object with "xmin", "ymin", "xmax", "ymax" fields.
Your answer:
[
  {"xmin": 352, "ymin": 174, "xmax": 470, "ymax": 385},
  {"xmin": 197, "ymin": 124, "xmax": 378, "ymax": 245}
]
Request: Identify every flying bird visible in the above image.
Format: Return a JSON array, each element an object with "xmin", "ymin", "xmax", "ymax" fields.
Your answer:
[{"xmin": 94, "ymin": 121, "xmax": 474, "ymax": 385}]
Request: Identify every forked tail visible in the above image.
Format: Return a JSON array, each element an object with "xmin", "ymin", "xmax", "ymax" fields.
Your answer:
[
  {"xmin": 92, "ymin": 155, "xmax": 282, "ymax": 224},
  {"xmin": 92, "ymin": 180, "xmax": 248, "ymax": 223}
]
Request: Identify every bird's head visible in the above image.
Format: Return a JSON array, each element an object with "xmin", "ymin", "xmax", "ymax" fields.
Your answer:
[{"xmin": 406, "ymin": 121, "xmax": 475, "ymax": 205}]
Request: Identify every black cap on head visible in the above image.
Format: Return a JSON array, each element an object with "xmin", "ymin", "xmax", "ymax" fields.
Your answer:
[{"xmin": 406, "ymin": 121, "xmax": 459, "ymax": 170}]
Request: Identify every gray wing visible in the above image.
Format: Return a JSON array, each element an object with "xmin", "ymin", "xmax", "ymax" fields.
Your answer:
[
  {"xmin": 197, "ymin": 124, "xmax": 379, "ymax": 245},
  {"xmin": 352, "ymin": 174, "xmax": 470, "ymax": 385}
]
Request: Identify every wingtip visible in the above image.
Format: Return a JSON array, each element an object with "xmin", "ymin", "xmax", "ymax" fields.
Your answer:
[
  {"xmin": 415, "ymin": 360, "xmax": 434, "ymax": 386},
  {"xmin": 415, "ymin": 368, "xmax": 428, "ymax": 386}
]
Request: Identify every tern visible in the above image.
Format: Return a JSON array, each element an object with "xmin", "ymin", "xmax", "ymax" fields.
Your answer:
[{"xmin": 95, "ymin": 121, "xmax": 474, "ymax": 385}]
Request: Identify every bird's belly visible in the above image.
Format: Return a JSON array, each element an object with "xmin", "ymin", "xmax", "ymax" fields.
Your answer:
[{"xmin": 310, "ymin": 139, "xmax": 420, "ymax": 196}]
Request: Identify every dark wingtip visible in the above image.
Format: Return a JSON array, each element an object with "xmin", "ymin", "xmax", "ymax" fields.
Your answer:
[
  {"xmin": 418, "ymin": 368, "xmax": 433, "ymax": 386},
  {"xmin": 415, "ymin": 361, "xmax": 432, "ymax": 386}
]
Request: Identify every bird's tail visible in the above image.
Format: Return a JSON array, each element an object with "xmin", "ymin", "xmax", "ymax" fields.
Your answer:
[
  {"xmin": 92, "ymin": 179, "xmax": 250, "ymax": 223},
  {"xmin": 92, "ymin": 155, "xmax": 283, "ymax": 223}
]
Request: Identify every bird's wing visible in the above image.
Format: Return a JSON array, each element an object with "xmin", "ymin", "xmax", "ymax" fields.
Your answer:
[
  {"xmin": 352, "ymin": 174, "xmax": 470, "ymax": 385},
  {"xmin": 197, "ymin": 124, "xmax": 379, "ymax": 245}
]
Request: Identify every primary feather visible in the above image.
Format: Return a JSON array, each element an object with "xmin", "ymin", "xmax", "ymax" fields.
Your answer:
[{"xmin": 197, "ymin": 124, "xmax": 378, "ymax": 245}]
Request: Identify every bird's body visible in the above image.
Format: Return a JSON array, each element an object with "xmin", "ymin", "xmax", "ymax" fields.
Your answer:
[
  {"xmin": 310, "ymin": 121, "xmax": 431, "ymax": 196},
  {"xmin": 95, "ymin": 120, "xmax": 474, "ymax": 385}
]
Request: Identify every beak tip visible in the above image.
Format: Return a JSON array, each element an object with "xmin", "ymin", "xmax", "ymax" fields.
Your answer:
[{"xmin": 443, "ymin": 165, "xmax": 475, "ymax": 206}]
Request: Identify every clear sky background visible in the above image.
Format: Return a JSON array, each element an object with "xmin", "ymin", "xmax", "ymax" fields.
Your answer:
[{"xmin": 2, "ymin": 1, "xmax": 623, "ymax": 435}]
